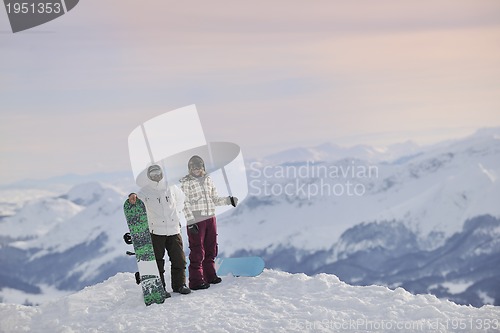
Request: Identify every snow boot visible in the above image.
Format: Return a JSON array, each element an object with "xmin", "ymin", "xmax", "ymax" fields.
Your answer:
[
  {"xmin": 191, "ymin": 282, "xmax": 210, "ymax": 290},
  {"xmin": 210, "ymin": 276, "xmax": 222, "ymax": 284},
  {"xmin": 173, "ymin": 285, "xmax": 192, "ymax": 295}
]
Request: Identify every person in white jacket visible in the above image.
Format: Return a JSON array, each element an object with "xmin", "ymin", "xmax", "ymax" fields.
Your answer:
[{"xmin": 134, "ymin": 164, "xmax": 191, "ymax": 295}]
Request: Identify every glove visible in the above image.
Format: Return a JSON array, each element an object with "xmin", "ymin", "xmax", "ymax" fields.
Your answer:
[
  {"xmin": 123, "ymin": 232, "xmax": 133, "ymax": 245},
  {"xmin": 187, "ymin": 222, "xmax": 199, "ymax": 234},
  {"xmin": 229, "ymin": 196, "xmax": 238, "ymax": 207}
]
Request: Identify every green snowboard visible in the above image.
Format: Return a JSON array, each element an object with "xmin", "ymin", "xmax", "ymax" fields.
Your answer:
[{"xmin": 123, "ymin": 198, "xmax": 168, "ymax": 305}]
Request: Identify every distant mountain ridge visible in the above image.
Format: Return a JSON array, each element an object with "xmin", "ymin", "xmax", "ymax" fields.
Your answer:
[
  {"xmin": 0, "ymin": 171, "xmax": 134, "ymax": 192},
  {"xmin": 258, "ymin": 140, "xmax": 422, "ymax": 165}
]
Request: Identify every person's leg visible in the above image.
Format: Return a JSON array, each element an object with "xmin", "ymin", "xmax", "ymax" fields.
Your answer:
[
  {"xmin": 187, "ymin": 220, "xmax": 207, "ymax": 289},
  {"xmin": 151, "ymin": 233, "xmax": 167, "ymax": 288},
  {"xmin": 165, "ymin": 234, "xmax": 187, "ymax": 291},
  {"xmin": 202, "ymin": 217, "xmax": 219, "ymax": 283}
]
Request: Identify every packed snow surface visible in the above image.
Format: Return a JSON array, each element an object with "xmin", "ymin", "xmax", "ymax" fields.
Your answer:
[{"xmin": 1, "ymin": 270, "xmax": 498, "ymax": 333}]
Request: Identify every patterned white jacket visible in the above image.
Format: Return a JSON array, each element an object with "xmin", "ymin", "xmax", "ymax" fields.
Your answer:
[
  {"xmin": 180, "ymin": 174, "xmax": 230, "ymax": 222},
  {"xmin": 138, "ymin": 180, "xmax": 185, "ymax": 236}
]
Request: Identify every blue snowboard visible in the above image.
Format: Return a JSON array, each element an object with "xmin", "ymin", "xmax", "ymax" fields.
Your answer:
[
  {"xmin": 216, "ymin": 256, "xmax": 265, "ymax": 277},
  {"xmin": 187, "ymin": 256, "xmax": 265, "ymax": 277}
]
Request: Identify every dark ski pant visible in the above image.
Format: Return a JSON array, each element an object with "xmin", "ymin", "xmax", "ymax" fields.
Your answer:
[
  {"xmin": 151, "ymin": 233, "xmax": 187, "ymax": 291},
  {"xmin": 187, "ymin": 216, "xmax": 218, "ymax": 289}
]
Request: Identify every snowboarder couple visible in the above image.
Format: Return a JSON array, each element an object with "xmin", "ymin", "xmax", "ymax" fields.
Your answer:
[{"xmin": 130, "ymin": 155, "xmax": 238, "ymax": 295}]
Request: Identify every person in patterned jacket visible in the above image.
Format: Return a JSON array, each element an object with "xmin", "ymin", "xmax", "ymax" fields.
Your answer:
[{"xmin": 180, "ymin": 155, "xmax": 238, "ymax": 290}]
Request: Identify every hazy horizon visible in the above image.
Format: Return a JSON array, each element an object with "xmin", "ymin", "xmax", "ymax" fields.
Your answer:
[{"xmin": 2, "ymin": 125, "xmax": 496, "ymax": 187}]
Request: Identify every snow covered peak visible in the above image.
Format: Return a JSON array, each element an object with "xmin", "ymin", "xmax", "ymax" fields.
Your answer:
[
  {"xmin": 0, "ymin": 197, "xmax": 83, "ymax": 240},
  {"xmin": 470, "ymin": 127, "xmax": 500, "ymax": 139},
  {"xmin": 61, "ymin": 182, "xmax": 126, "ymax": 206},
  {"xmin": 11, "ymin": 182, "xmax": 129, "ymax": 257}
]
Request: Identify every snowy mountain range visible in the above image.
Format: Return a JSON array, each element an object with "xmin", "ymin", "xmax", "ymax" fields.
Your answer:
[
  {"xmin": 0, "ymin": 128, "xmax": 499, "ymax": 307},
  {"xmin": 219, "ymin": 128, "xmax": 500, "ymax": 307}
]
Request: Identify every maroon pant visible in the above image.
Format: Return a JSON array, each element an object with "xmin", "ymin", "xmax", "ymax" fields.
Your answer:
[{"xmin": 187, "ymin": 216, "xmax": 218, "ymax": 288}]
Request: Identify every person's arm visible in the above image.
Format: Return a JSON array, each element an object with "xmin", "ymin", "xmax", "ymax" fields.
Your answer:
[
  {"xmin": 209, "ymin": 177, "xmax": 237, "ymax": 206},
  {"xmin": 180, "ymin": 181, "xmax": 194, "ymax": 222},
  {"xmin": 171, "ymin": 185, "xmax": 185, "ymax": 212}
]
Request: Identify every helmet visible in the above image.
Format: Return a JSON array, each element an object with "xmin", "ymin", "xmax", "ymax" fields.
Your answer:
[
  {"xmin": 188, "ymin": 155, "xmax": 205, "ymax": 172},
  {"xmin": 147, "ymin": 165, "xmax": 163, "ymax": 182}
]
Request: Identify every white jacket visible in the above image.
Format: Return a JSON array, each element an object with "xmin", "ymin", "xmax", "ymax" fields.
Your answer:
[{"xmin": 138, "ymin": 180, "xmax": 185, "ymax": 236}]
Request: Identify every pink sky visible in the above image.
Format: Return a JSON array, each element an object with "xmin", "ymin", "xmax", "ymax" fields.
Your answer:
[{"xmin": 1, "ymin": 0, "xmax": 500, "ymax": 184}]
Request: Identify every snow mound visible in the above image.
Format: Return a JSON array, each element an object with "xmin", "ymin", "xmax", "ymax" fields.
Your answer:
[{"xmin": 1, "ymin": 270, "xmax": 498, "ymax": 333}]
